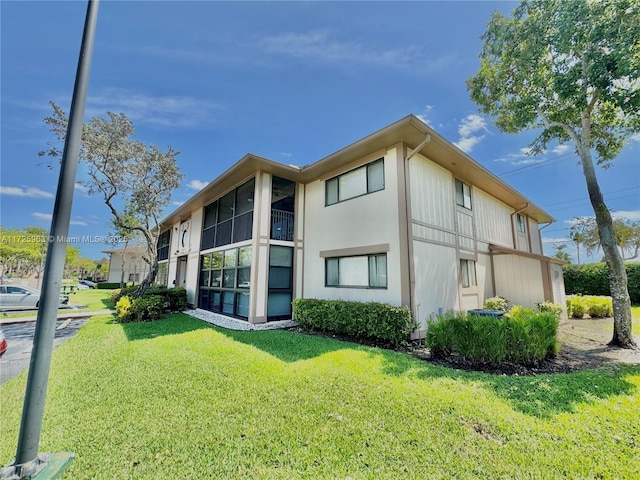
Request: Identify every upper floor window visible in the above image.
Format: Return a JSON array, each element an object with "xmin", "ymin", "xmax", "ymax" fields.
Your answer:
[
  {"xmin": 202, "ymin": 178, "xmax": 255, "ymax": 250},
  {"xmin": 455, "ymin": 179, "xmax": 472, "ymax": 210},
  {"xmin": 325, "ymin": 253, "xmax": 387, "ymax": 288},
  {"xmin": 157, "ymin": 230, "xmax": 171, "ymax": 261},
  {"xmin": 325, "ymin": 158, "xmax": 384, "ymax": 206},
  {"xmin": 516, "ymin": 213, "xmax": 527, "ymax": 233}
]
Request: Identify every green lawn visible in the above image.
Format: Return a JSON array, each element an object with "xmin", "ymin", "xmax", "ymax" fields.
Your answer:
[
  {"xmin": 1, "ymin": 314, "xmax": 638, "ymax": 479},
  {"xmin": 0, "ymin": 289, "xmax": 114, "ymax": 320}
]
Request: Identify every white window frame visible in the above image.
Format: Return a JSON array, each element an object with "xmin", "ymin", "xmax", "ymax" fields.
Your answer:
[
  {"xmin": 460, "ymin": 259, "xmax": 477, "ymax": 288},
  {"xmin": 325, "ymin": 158, "xmax": 384, "ymax": 206},
  {"xmin": 455, "ymin": 179, "xmax": 472, "ymax": 210},
  {"xmin": 325, "ymin": 253, "xmax": 387, "ymax": 289}
]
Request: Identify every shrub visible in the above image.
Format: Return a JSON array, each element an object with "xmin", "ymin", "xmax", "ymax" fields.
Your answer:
[
  {"xmin": 586, "ymin": 296, "xmax": 613, "ymax": 318},
  {"xmin": 483, "ymin": 296, "xmax": 508, "ymax": 311},
  {"xmin": 567, "ymin": 295, "xmax": 587, "ymax": 319},
  {"xmin": 426, "ymin": 310, "xmax": 559, "ymax": 367},
  {"xmin": 98, "ymin": 282, "xmax": 129, "ymax": 290},
  {"xmin": 566, "ymin": 295, "xmax": 613, "ymax": 319},
  {"xmin": 110, "ymin": 286, "xmax": 137, "ymax": 304},
  {"xmin": 127, "ymin": 295, "xmax": 165, "ymax": 323},
  {"xmin": 166, "ymin": 287, "xmax": 188, "ymax": 312},
  {"xmin": 292, "ymin": 299, "xmax": 415, "ymax": 345},
  {"xmin": 506, "ymin": 305, "xmax": 535, "ymax": 318},
  {"xmin": 115, "ymin": 296, "xmax": 133, "ymax": 322},
  {"xmin": 563, "ymin": 262, "xmax": 640, "ymax": 304},
  {"xmin": 112, "ymin": 286, "xmax": 187, "ymax": 322},
  {"xmin": 537, "ymin": 301, "xmax": 563, "ymax": 318}
]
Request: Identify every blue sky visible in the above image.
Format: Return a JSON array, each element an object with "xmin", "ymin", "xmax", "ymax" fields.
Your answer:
[{"xmin": 1, "ymin": 1, "xmax": 639, "ymax": 263}]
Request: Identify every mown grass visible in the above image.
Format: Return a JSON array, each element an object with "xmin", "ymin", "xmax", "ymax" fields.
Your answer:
[
  {"xmin": 1, "ymin": 313, "xmax": 639, "ymax": 479},
  {"xmin": 0, "ymin": 289, "xmax": 114, "ymax": 320}
]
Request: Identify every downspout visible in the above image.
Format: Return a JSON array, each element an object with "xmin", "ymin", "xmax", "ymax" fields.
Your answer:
[{"xmin": 403, "ymin": 134, "xmax": 431, "ymax": 335}]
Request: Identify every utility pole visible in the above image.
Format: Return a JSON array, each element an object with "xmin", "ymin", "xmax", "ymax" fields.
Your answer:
[{"xmin": 0, "ymin": 2, "xmax": 99, "ymax": 478}]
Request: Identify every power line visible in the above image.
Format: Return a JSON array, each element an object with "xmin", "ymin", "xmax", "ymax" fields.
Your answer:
[
  {"xmin": 540, "ymin": 186, "xmax": 639, "ymax": 208},
  {"xmin": 497, "ymin": 151, "xmax": 574, "ymax": 178}
]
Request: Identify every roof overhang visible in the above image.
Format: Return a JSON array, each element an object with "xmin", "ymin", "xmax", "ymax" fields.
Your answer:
[
  {"xmin": 489, "ymin": 244, "xmax": 565, "ymax": 265},
  {"xmin": 159, "ymin": 114, "xmax": 555, "ymax": 228}
]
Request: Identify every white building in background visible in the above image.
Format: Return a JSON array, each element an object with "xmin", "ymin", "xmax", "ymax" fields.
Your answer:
[
  {"xmin": 103, "ymin": 246, "xmax": 150, "ymax": 285},
  {"xmin": 156, "ymin": 115, "xmax": 565, "ymax": 336}
]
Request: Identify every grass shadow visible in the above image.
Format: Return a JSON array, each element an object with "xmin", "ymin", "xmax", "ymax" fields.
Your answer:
[
  {"xmin": 118, "ymin": 313, "xmax": 211, "ymax": 341},
  {"xmin": 218, "ymin": 328, "xmax": 360, "ymax": 362},
  {"xmin": 376, "ymin": 349, "xmax": 640, "ymax": 418}
]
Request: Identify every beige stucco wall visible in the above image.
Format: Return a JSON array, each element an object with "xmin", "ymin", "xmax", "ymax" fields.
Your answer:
[{"xmin": 302, "ymin": 147, "xmax": 404, "ymax": 305}]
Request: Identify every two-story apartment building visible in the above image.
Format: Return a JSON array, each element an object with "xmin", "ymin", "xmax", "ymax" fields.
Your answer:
[{"xmin": 157, "ymin": 115, "xmax": 565, "ymax": 336}]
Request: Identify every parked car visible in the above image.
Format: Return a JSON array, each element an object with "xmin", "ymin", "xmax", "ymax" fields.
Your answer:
[
  {"xmin": 0, "ymin": 285, "xmax": 69, "ymax": 310},
  {"xmin": 78, "ymin": 280, "xmax": 97, "ymax": 289},
  {"xmin": 0, "ymin": 329, "xmax": 7, "ymax": 358}
]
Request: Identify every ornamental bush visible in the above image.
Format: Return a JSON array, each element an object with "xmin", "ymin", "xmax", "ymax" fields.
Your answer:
[
  {"xmin": 115, "ymin": 296, "xmax": 132, "ymax": 321},
  {"xmin": 537, "ymin": 301, "xmax": 563, "ymax": 317},
  {"xmin": 113, "ymin": 286, "xmax": 187, "ymax": 323},
  {"xmin": 483, "ymin": 296, "xmax": 508, "ymax": 311},
  {"xmin": 426, "ymin": 309, "xmax": 559, "ymax": 367},
  {"xmin": 292, "ymin": 299, "xmax": 415, "ymax": 345},
  {"xmin": 563, "ymin": 262, "xmax": 640, "ymax": 304},
  {"xmin": 128, "ymin": 295, "xmax": 165, "ymax": 322},
  {"xmin": 566, "ymin": 295, "xmax": 613, "ymax": 319}
]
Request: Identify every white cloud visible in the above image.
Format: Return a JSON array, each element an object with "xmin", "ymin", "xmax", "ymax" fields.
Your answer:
[
  {"xmin": 85, "ymin": 88, "xmax": 220, "ymax": 129},
  {"xmin": 32, "ymin": 212, "xmax": 88, "ymax": 226},
  {"xmin": 552, "ymin": 144, "xmax": 570, "ymax": 154},
  {"xmin": 631, "ymin": 132, "xmax": 640, "ymax": 143},
  {"xmin": 1, "ymin": 186, "xmax": 54, "ymax": 199},
  {"xmin": 172, "ymin": 200, "xmax": 185, "ymax": 206},
  {"xmin": 32, "ymin": 212, "xmax": 52, "ymax": 222},
  {"xmin": 612, "ymin": 210, "xmax": 640, "ymax": 221},
  {"xmin": 416, "ymin": 105, "xmax": 434, "ymax": 126},
  {"xmin": 187, "ymin": 179, "xmax": 208, "ymax": 191},
  {"xmin": 75, "ymin": 182, "xmax": 90, "ymax": 194},
  {"xmin": 453, "ymin": 114, "xmax": 487, "ymax": 153}
]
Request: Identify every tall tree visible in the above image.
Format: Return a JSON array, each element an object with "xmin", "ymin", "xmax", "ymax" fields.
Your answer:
[
  {"xmin": 40, "ymin": 102, "xmax": 184, "ymax": 297},
  {"xmin": 467, "ymin": 0, "xmax": 639, "ymax": 348},
  {"xmin": 570, "ymin": 216, "xmax": 640, "ymax": 261},
  {"xmin": 553, "ymin": 244, "xmax": 572, "ymax": 263}
]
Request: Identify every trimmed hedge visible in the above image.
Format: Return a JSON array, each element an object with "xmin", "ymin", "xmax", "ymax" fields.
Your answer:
[
  {"xmin": 426, "ymin": 310, "xmax": 559, "ymax": 367},
  {"xmin": 563, "ymin": 262, "xmax": 640, "ymax": 304},
  {"xmin": 566, "ymin": 295, "xmax": 613, "ymax": 319},
  {"xmin": 292, "ymin": 299, "xmax": 416, "ymax": 345},
  {"xmin": 113, "ymin": 286, "xmax": 188, "ymax": 323},
  {"xmin": 97, "ymin": 282, "xmax": 126, "ymax": 289}
]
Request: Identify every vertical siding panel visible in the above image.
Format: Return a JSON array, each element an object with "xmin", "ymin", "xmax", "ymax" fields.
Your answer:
[
  {"xmin": 474, "ymin": 189, "xmax": 513, "ymax": 247},
  {"xmin": 409, "ymin": 154, "xmax": 454, "ymax": 230}
]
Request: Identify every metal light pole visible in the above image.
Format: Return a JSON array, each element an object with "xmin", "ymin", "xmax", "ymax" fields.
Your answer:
[{"xmin": 0, "ymin": 1, "xmax": 99, "ymax": 478}]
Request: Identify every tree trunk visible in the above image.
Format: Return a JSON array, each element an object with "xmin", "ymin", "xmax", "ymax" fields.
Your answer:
[
  {"xmin": 134, "ymin": 259, "xmax": 158, "ymax": 299},
  {"xmin": 579, "ymin": 149, "xmax": 637, "ymax": 349}
]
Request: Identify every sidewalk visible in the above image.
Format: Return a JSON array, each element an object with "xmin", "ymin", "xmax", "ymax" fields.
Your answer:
[{"xmin": 0, "ymin": 309, "xmax": 114, "ymax": 326}]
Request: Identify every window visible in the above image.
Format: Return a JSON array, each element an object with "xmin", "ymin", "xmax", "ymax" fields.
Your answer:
[
  {"xmin": 455, "ymin": 179, "xmax": 472, "ymax": 210},
  {"xmin": 198, "ymin": 246, "xmax": 252, "ymax": 319},
  {"xmin": 267, "ymin": 246, "xmax": 294, "ymax": 320},
  {"xmin": 325, "ymin": 253, "xmax": 387, "ymax": 288},
  {"xmin": 460, "ymin": 259, "xmax": 477, "ymax": 288},
  {"xmin": 516, "ymin": 213, "xmax": 527, "ymax": 233},
  {"xmin": 325, "ymin": 158, "xmax": 384, "ymax": 206},
  {"xmin": 157, "ymin": 230, "xmax": 171, "ymax": 261},
  {"xmin": 201, "ymin": 178, "xmax": 255, "ymax": 250},
  {"xmin": 271, "ymin": 176, "xmax": 295, "ymax": 241}
]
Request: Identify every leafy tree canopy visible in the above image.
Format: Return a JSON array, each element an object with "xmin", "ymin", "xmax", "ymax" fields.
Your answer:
[{"xmin": 468, "ymin": 0, "xmax": 640, "ymax": 162}]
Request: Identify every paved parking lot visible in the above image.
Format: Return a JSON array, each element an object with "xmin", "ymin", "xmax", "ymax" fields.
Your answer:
[{"xmin": 1, "ymin": 317, "xmax": 89, "ymax": 383}]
